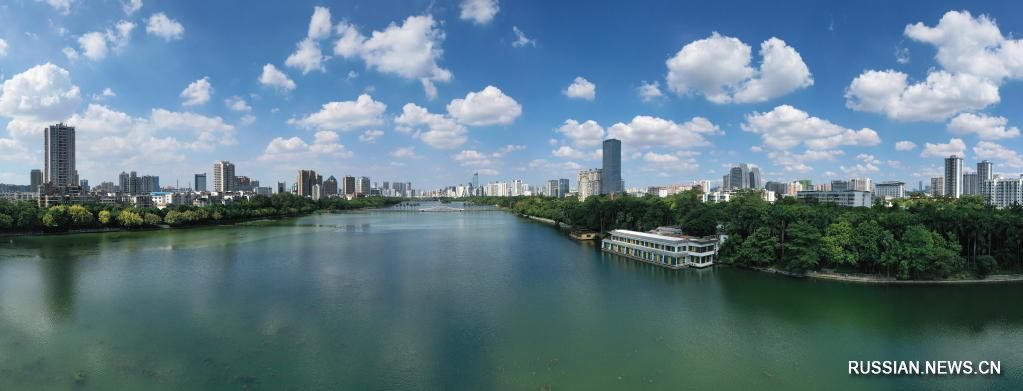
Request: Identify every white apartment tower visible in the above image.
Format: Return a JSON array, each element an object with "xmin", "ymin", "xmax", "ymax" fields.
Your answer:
[{"xmin": 213, "ymin": 160, "xmax": 236, "ymax": 192}]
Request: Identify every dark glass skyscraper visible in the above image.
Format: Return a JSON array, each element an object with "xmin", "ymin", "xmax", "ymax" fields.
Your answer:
[{"xmin": 601, "ymin": 138, "xmax": 622, "ymax": 194}]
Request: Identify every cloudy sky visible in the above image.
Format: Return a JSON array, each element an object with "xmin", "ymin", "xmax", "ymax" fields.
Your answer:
[{"xmin": 1, "ymin": 0, "xmax": 1022, "ymax": 190}]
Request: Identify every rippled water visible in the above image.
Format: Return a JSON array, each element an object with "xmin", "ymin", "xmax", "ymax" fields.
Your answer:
[{"xmin": 1, "ymin": 204, "xmax": 1021, "ymax": 390}]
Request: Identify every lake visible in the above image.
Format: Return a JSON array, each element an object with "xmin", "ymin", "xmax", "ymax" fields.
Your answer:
[{"xmin": 1, "ymin": 203, "xmax": 1021, "ymax": 389}]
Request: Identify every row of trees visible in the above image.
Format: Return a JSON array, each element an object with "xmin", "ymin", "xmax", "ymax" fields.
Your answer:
[
  {"xmin": 0, "ymin": 193, "xmax": 402, "ymax": 233},
  {"xmin": 468, "ymin": 192, "xmax": 1023, "ymax": 280}
]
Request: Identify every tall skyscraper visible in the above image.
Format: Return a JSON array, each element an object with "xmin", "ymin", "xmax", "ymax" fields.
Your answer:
[
  {"xmin": 43, "ymin": 123, "xmax": 76, "ymax": 188},
  {"xmin": 297, "ymin": 170, "xmax": 318, "ymax": 197},
  {"xmin": 472, "ymin": 172, "xmax": 479, "ymax": 189},
  {"xmin": 558, "ymin": 178, "xmax": 570, "ymax": 198},
  {"xmin": 30, "ymin": 169, "xmax": 43, "ymax": 192},
  {"xmin": 119, "ymin": 171, "xmax": 130, "ymax": 194},
  {"xmin": 601, "ymin": 139, "xmax": 622, "ymax": 194},
  {"xmin": 213, "ymin": 160, "xmax": 236, "ymax": 192},
  {"xmin": 944, "ymin": 155, "xmax": 963, "ymax": 198},
  {"xmin": 194, "ymin": 173, "xmax": 207, "ymax": 192},
  {"xmin": 724, "ymin": 163, "xmax": 762, "ymax": 190}
]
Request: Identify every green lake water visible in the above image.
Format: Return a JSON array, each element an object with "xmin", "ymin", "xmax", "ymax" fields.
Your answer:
[{"xmin": 1, "ymin": 204, "xmax": 1021, "ymax": 390}]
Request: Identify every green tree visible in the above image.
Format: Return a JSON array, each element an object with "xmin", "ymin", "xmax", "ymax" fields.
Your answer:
[
  {"xmin": 67, "ymin": 205, "xmax": 94, "ymax": 227},
  {"xmin": 143, "ymin": 213, "xmax": 163, "ymax": 226},
  {"xmin": 733, "ymin": 227, "xmax": 778, "ymax": 266},
  {"xmin": 821, "ymin": 219, "xmax": 856, "ymax": 268},
  {"xmin": 98, "ymin": 210, "xmax": 113, "ymax": 226},
  {"xmin": 118, "ymin": 211, "xmax": 144, "ymax": 228},
  {"xmin": 784, "ymin": 220, "xmax": 821, "ymax": 273},
  {"xmin": 42, "ymin": 205, "xmax": 71, "ymax": 231}
]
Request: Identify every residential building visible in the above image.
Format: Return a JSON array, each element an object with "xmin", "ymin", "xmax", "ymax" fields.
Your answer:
[
  {"xmin": 356, "ymin": 176, "xmax": 371, "ymax": 195},
  {"xmin": 944, "ymin": 155, "xmax": 963, "ymax": 198},
  {"xmin": 213, "ymin": 160, "xmax": 236, "ymax": 192},
  {"xmin": 796, "ymin": 190, "xmax": 873, "ymax": 207},
  {"xmin": 703, "ymin": 189, "xmax": 776, "ymax": 203},
  {"xmin": 195, "ymin": 173, "xmax": 207, "ymax": 192},
  {"xmin": 831, "ymin": 180, "xmax": 850, "ymax": 192},
  {"xmin": 931, "ymin": 177, "xmax": 944, "ymax": 197},
  {"xmin": 578, "ymin": 168, "xmax": 602, "ymax": 200},
  {"xmin": 601, "ymin": 138, "xmax": 622, "ymax": 194},
  {"xmin": 963, "ymin": 173, "xmax": 980, "ymax": 196},
  {"xmin": 985, "ymin": 176, "xmax": 1023, "ymax": 208},
  {"xmin": 323, "ymin": 176, "xmax": 339, "ymax": 196},
  {"xmin": 297, "ymin": 170, "xmax": 318, "ymax": 197},
  {"xmin": 558, "ymin": 178, "xmax": 570, "ymax": 198},
  {"xmin": 602, "ymin": 228, "xmax": 720, "ymax": 269},
  {"xmin": 342, "ymin": 176, "xmax": 356, "ymax": 195},
  {"xmin": 43, "ymin": 123, "xmax": 76, "ymax": 188},
  {"xmin": 546, "ymin": 180, "xmax": 559, "ymax": 197},
  {"xmin": 874, "ymin": 181, "xmax": 906, "ymax": 200},
  {"xmin": 277, "ymin": 182, "xmax": 286, "ymax": 194}
]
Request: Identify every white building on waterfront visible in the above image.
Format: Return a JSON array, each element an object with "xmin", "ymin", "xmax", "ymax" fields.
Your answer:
[{"xmin": 602, "ymin": 228, "xmax": 720, "ymax": 268}]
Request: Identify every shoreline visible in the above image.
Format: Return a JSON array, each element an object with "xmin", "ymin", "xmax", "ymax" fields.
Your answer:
[{"xmin": 511, "ymin": 211, "xmax": 1023, "ymax": 285}]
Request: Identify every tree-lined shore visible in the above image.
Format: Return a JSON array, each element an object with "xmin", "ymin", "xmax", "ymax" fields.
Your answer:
[
  {"xmin": 468, "ymin": 192, "xmax": 1023, "ymax": 280},
  {"xmin": 0, "ymin": 193, "xmax": 403, "ymax": 234}
]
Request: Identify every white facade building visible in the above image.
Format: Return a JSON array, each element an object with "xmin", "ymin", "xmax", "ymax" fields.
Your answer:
[{"xmin": 602, "ymin": 228, "xmax": 720, "ymax": 268}]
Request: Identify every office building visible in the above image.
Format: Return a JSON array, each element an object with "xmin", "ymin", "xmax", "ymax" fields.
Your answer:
[
  {"xmin": 578, "ymin": 168, "xmax": 602, "ymax": 200},
  {"xmin": 723, "ymin": 163, "xmax": 762, "ymax": 190},
  {"xmin": 874, "ymin": 181, "xmax": 906, "ymax": 200},
  {"xmin": 195, "ymin": 173, "xmax": 207, "ymax": 192},
  {"xmin": 30, "ymin": 169, "xmax": 43, "ymax": 192},
  {"xmin": 558, "ymin": 178, "xmax": 570, "ymax": 198},
  {"xmin": 213, "ymin": 160, "xmax": 236, "ymax": 192},
  {"xmin": 277, "ymin": 182, "xmax": 286, "ymax": 194},
  {"xmin": 831, "ymin": 180, "xmax": 850, "ymax": 192},
  {"xmin": 43, "ymin": 123, "xmax": 76, "ymax": 188},
  {"xmin": 601, "ymin": 139, "xmax": 622, "ymax": 194},
  {"xmin": 851, "ymin": 178, "xmax": 872, "ymax": 192},
  {"xmin": 944, "ymin": 155, "xmax": 963, "ymax": 198}
]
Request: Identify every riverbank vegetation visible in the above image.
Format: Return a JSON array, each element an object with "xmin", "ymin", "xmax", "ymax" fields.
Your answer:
[
  {"xmin": 0, "ymin": 194, "xmax": 402, "ymax": 234},
  {"xmin": 468, "ymin": 192, "xmax": 1023, "ymax": 280}
]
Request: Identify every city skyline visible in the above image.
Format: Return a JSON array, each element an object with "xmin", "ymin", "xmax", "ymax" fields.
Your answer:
[{"xmin": 1, "ymin": 1, "xmax": 1023, "ymax": 189}]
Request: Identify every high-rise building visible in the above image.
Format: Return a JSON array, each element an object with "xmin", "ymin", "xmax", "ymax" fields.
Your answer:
[
  {"xmin": 194, "ymin": 173, "xmax": 207, "ymax": 192},
  {"xmin": 977, "ymin": 160, "xmax": 993, "ymax": 182},
  {"xmin": 356, "ymin": 176, "xmax": 371, "ymax": 195},
  {"xmin": 277, "ymin": 182, "xmax": 286, "ymax": 194},
  {"xmin": 323, "ymin": 176, "xmax": 338, "ymax": 196},
  {"xmin": 546, "ymin": 180, "xmax": 559, "ymax": 197},
  {"xmin": 43, "ymin": 123, "xmax": 76, "ymax": 188},
  {"xmin": 850, "ymin": 178, "xmax": 872, "ymax": 192},
  {"xmin": 724, "ymin": 163, "xmax": 762, "ymax": 190},
  {"xmin": 140, "ymin": 175, "xmax": 159, "ymax": 193},
  {"xmin": 213, "ymin": 160, "xmax": 236, "ymax": 192},
  {"xmin": 297, "ymin": 170, "xmax": 318, "ymax": 197},
  {"xmin": 931, "ymin": 177, "xmax": 944, "ymax": 197},
  {"xmin": 342, "ymin": 176, "xmax": 356, "ymax": 195},
  {"xmin": 944, "ymin": 155, "xmax": 963, "ymax": 198},
  {"xmin": 578, "ymin": 168, "xmax": 602, "ymax": 200},
  {"xmin": 79, "ymin": 179, "xmax": 90, "ymax": 192},
  {"xmin": 831, "ymin": 180, "xmax": 850, "ymax": 192},
  {"xmin": 558, "ymin": 178, "xmax": 570, "ymax": 198},
  {"xmin": 30, "ymin": 169, "xmax": 43, "ymax": 192},
  {"xmin": 601, "ymin": 139, "xmax": 622, "ymax": 195},
  {"xmin": 963, "ymin": 173, "xmax": 980, "ymax": 196},
  {"xmin": 511, "ymin": 179, "xmax": 523, "ymax": 196}
]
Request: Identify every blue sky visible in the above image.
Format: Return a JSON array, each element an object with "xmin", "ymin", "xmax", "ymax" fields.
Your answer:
[{"xmin": 1, "ymin": 0, "xmax": 1022, "ymax": 190}]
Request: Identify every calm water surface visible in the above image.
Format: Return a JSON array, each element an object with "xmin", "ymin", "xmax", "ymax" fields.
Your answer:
[{"xmin": 1, "ymin": 204, "xmax": 1021, "ymax": 390}]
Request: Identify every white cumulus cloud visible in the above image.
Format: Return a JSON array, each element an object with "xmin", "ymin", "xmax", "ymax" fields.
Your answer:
[
  {"xmin": 608, "ymin": 116, "xmax": 721, "ymax": 149},
  {"xmin": 895, "ymin": 141, "xmax": 917, "ymax": 151},
  {"xmin": 446, "ymin": 85, "xmax": 522, "ymax": 126},
  {"xmin": 460, "ymin": 0, "xmax": 499, "ymax": 25},
  {"xmin": 334, "ymin": 16, "xmax": 452, "ymax": 99},
  {"xmin": 973, "ymin": 141, "xmax": 1023, "ymax": 168},
  {"xmin": 665, "ymin": 33, "xmax": 812, "ymax": 103},
  {"xmin": 146, "ymin": 13, "xmax": 184, "ymax": 41},
  {"xmin": 288, "ymin": 94, "xmax": 387, "ymax": 131},
  {"xmin": 564, "ymin": 76, "xmax": 596, "ymax": 100},
  {"xmin": 742, "ymin": 105, "xmax": 881, "ymax": 150},
  {"xmin": 556, "ymin": 119, "xmax": 605, "ymax": 148},
  {"xmin": 259, "ymin": 64, "xmax": 296, "ymax": 92},
  {"xmin": 180, "ymin": 77, "xmax": 213, "ymax": 106},
  {"xmin": 920, "ymin": 138, "xmax": 966, "ymax": 158},
  {"xmin": 947, "ymin": 113, "xmax": 1019, "ymax": 140},
  {"xmin": 394, "ymin": 103, "xmax": 467, "ymax": 149}
]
